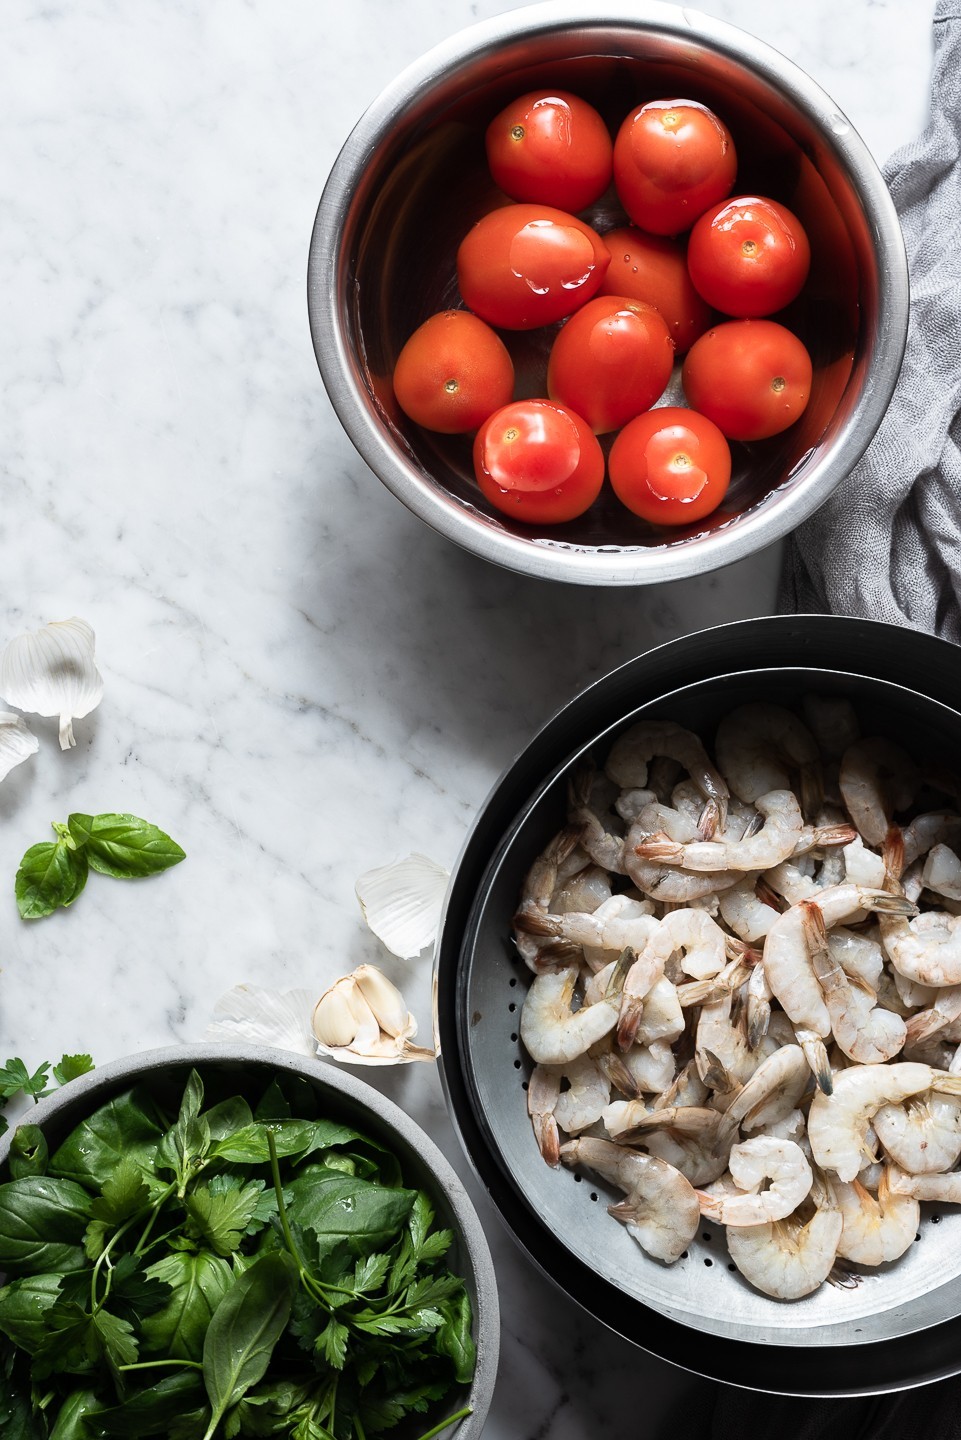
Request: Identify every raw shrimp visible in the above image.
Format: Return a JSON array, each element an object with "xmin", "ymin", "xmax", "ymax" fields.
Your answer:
[
  {"xmin": 763, "ymin": 885, "xmax": 916, "ymax": 1048},
  {"xmin": 802, "ymin": 694, "xmax": 861, "ymax": 762},
  {"xmin": 880, "ymin": 910, "xmax": 961, "ymax": 987},
  {"xmin": 614, "ymin": 787, "xmax": 658, "ymax": 825},
  {"xmin": 843, "ymin": 835, "xmax": 887, "ymax": 889},
  {"xmin": 727, "ymin": 1201, "xmax": 843, "ymax": 1299},
  {"xmin": 624, "ymin": 822, "xmax": 742, "ymax": 902},
  {"xmin": 922, "ymin": 844, "xmax": 961, "ymax": 901},
  {"xmin": 567, "ymin": 764, "xmax": 630, "ymax": 874},
  {"xmin": 874, "ymin": 1044, "xmax": 961, "ymax": 1173},
  {"xmin": 746, "ymin": 961, "xmax": 773, "ymax": 1049},
  {"xmin": 553, "ymin": 1053, "xmax": 611, "ymax": 1136},
  {"xmin": 528, "ymin": 1066, "xmax": 561, "ymax": 1166},
  {"xmin": 722, "ymin": 1045, "xmax": 811, "ymax": 1138},
  {"xmin": 806, "ymin": 905, "xmax": 906, "ymax": 1065},
  {"xmin": 904, "ymin": 987, "xmax": 961, "ymax": 1045},
  {"xmin": 560, "ymin": 1136, "xmax": 700, "ymax": 1262},
  {"xmin": 901, "ymin": 812, "xmax": 961, "ymax": 869},
  {"xmin": 514, "ymin": 893, "xmax": 658, "ymax": 957},
  {"xmin": 617, "ymin": 909, "xmax": 726, "ymax": 1048},
  {"xmin": 715, "ymin": 702, "xmax": 820, "ymax": 803},
  {"xmin": 520, "ymin": 957, "xmax": 627, "ymax": 1066},
  {"xmin": 613, "ymin": 1039, "xmax": 676, "ymax": 1095},
  {"xmin": 808, "ymin": 1061, "xmax": 961, "ymax": 1182},
  {"xmin": 513, "ymin": 825, "xmax": 587, "ymax": 971},
  {"xmin": 604, "ymin": 1104, "xmax": 731, "ymax": 1186},
  {"xmin": 604, "ymin": 721, "xmax": 729, "ymax": 830},
  {"xmin": 696, "ymin": 991, "xmax": 756, "ymax": 1090},
  {"xmin": 719, "ymin": 876, "xmax": 781, "ymax": 943},
  {"xmin": 634, "ymin": 791, "xmax": 805, "ymax": 873},
  {"xmin": 696, "ymin": 1136, "xmax": 813, "ymax": 1225},
  {"xmin": 628, "ymin": 975, "xmax": 684, "ymax": 1047},
  {"xmin": 833, "ymin": 1170, "xmax": 919, "ymax": 1265},
  {"xmin": 551, "ymin": 863, "xmax": 613, "ymax": 917},
  {"xmin": 888, "ymin": 1167, "xmax": 961, "ymax": 1203},
  {"xmin": 839, "ymin": 738, "xmax": 919, "ymax": 848}
]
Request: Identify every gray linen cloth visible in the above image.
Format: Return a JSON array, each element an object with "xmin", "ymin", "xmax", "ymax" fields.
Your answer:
[{"xmin": 780, "ymin": 0, "xmax": 961, "ymax": 639}]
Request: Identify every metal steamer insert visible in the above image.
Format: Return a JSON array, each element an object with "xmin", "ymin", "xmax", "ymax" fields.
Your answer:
[{"xmin": 438, "ymin": 625, "xmax": 961, "ymax": 1392}]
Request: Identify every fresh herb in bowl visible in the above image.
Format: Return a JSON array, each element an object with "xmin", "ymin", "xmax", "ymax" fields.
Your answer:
[{"xmin": 0, "ymin": 1069, "xmax": 475, "ymax": 1438}]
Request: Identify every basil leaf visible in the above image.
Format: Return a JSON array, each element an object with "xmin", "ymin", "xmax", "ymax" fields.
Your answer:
[
  {"xmin": 436, "ymin": 1289, "xmax": 476, "ymax": 1385},
  {"xmin": 48, "ymin": 1387, "xmax": 106, "ymax": 1439},
  {"xmin": 8, "ymin": 1127, "xmax": 48, "ymax": 1181},
  {"xmin": 94, "ymin": 1372, "xmax": 208, "ymax": 1438},
  {"xmin": 67, "ymin": 813, "xmax": 185, "ymax": 878},
  {"xmin": 201, "ymin": 1252, "xmax": 298, "ymax": 1436},
  {"xmin": 209, "ymin": 1119, "xmax": 322, "ymax": 1166},
  {"xmin": 141, "ymin": 1251, "xmax": 233, "ymax": 1360},
  {"xmin": 284, "ymin": 1171, "xmax": 417, "ymax": 1257},
  {"xmin": 0, "ymin": 1177, "xmax": 91, "ymax": 1275},
  {"xmin": 0, "ymin": 1273, "xmax": 63, "ymax": 1353},
  {"xmin": 15, "ymin": 841, "xmax": 88, "ymax": 919},
  {"xmin": 50, "ymin": 1086, "xmax": 165, "ymax": 1189}
]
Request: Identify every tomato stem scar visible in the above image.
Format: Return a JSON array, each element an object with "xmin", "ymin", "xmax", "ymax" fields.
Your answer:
[
  {"xmin": 444, "ymin": 378, "xmax": 459, "ymax": 393},
  {"xmin": 511, "ymin": 124, "xmax": 525, "ymax": 141},
  {"xmin": 771, "ymin": 376, "xmax": 786, "ymax": 392}
]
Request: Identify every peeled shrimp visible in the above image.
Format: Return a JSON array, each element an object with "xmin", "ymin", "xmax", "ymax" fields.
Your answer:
[
  {"xmin": 634, "ymin": 790, "xmax": 805, "ymax": 873},
  {"xmin": 715, "ymin": 703, "xmax": 821, "ymax": 817},
  {"xmin": 888, "ymin": 1167, "xmax": 961, "ymax": 1204},
  {"xmin": 808, "ymin": 1061, "xmax": 961, "ymax": 1182},
  {"xmin": 727, "ymin": 1201, "xmax": 843, "ymax": 1299},
  {"xmin": 719, "ymin": 876, "xmax": 781, "ymax": 943},
  {"xmin": 839, "ymin": 738, "xmax": 919, "ymax": 848},
  {"xmin": 513, "ymin": 826, "xmax": 586, "ymax": 971},
  {"xmin": 843, "ymin": 835, "xmax": 887, "ymax": 889},
  {"xmin": 880, "ymin": 910, "xmax": 961, "ymax": 987},
  {"xmin": 617, "ymin": 909, "xmax": 726, "ymax": 1048},
  {"xmin": 922, "ymin": 844, "xmax": 961, "ymax": 902},
  {"xmin": 901, "ymin": 812, "xmax": 961, "ymax": 870},
  {"xmin": 722, "ymin": 1044, "xmax": 811, "ymax": 1138},
  {"xmin": 514, "ymin": 892, "xmax": 658, "ymax": 959},
  {"xmin": 520, "ymin": 958, "xmax": 626, "ymax": 1066},
  {"xmin": 604, "ymin": 721, "xmax": 729, "ymax": 831},
  {"xmin": 560, "ymin": 1136, "xmax": 700, "ymax": 1262},
  {"xmin": 528, "ymin": 1065, "xmax": 561, "ymax": 1166},
  {"xmin": 874, "ymin": 1044, "xmax": 961, "ymax": 1173},
  {"xmin": 833, "ymin": 1170, "xmax": 919, "ymax": 1265},
  {"xmin": 696, "ymin": 1136, "xmax": 813, "ymax": 1225},
  {"xmin": 806, "ymin": 905, "xmax": 906, "ymax": 1065},
  {"xmin": 696, "ymin": 991, "xmax": 756, "ymax": 1091}
]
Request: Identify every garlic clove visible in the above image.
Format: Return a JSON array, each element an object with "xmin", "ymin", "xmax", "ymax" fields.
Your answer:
[
  {"xmin": 355, "ymin": 853, "xmax": 449, "ymax": 958},
  {"xmin": 312, "ymin": 964, "xmax": 437, "ymax": 1065},
  {"xmin": 0, "ymin": 617, "xmax": 104, "ymax": 750},
  {"xmin": 0, "ymin": 711, "xmax": 39, "ymax": 782},
  {"xmin": 205, "ymin": 983, "xmax": 318, "ymax": 1057},
  {"xmin": 353, "ymin": 963, "xmax": 416, "ymax": 1040}
]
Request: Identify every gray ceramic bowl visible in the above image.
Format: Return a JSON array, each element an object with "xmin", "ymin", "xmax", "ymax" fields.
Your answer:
[
  {"xmin": 0, "ymin": 1043, "xmax": 499, "ymax": 1438},
  {"xmin": 308, "ymin": 0, "xmax": 908, "ymax": 585}
]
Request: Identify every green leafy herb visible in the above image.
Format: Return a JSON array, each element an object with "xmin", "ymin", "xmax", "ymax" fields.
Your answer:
[
  {"xmin": 15, "ymin": 813, "xmax": 185, "ymax": 920},
  {"xmin": 0, "ymin": 1071, "xmax": 477, "ymax": 1438}
]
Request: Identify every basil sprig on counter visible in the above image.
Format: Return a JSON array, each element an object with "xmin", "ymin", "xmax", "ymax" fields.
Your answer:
[
  {"xmin": 15, "ymin": 813, "xmax": 185, "ymax": 920},
  {"xmin": 0, "ymin": 1070, "xmax": 476, "ymax": 1439}
]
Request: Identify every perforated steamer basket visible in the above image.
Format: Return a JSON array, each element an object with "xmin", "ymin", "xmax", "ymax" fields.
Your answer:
[{"xmin": 436, "ymin": 615, "xmax": 961, "ymax": 1395}]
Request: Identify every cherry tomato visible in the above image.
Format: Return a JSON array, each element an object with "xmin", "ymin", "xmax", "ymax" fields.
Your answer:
[
  {"xmin": 687, "ymin": 196, "xmax": 811, "ymax": 317},
  {"xmin": 682, "ymin": 319, "xmax": 813, "ymax": 441},
  {"xmin": 598, "ymin": 226, "xmax": 712, "ymax": 354},
  {"xmin": 473, "ymin": 398, "xmax": 604, "ymax": 524},
  {"xmin": 485, "ymin": 90, "xmax": 613, "ymax": 213},
  {"xmin": 392, "ymin": 311, "xmax": 514, "ymax": 433},
  {"xmin": 457, "ymin": 204, "xmax": 610, "ymax": 330},
  {"xmin": 613, "ymin": 99, "xmax": 737, "ymax": 236},
  {"xmin": 547, "ymin": 295, "xmax": 674, "ymax": 434},
  {"xmin": 609, "ymin": 406, "xmax": 731, "ymax": 524}
]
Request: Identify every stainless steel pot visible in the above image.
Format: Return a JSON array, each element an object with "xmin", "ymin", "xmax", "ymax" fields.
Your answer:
[
  {"xmin": 309, "ymin": 2, "xmax": 908, "ymax": 585},
  {"xmin": 436, "ymin": 616, "xmax": 961, "ymax": 1394}
]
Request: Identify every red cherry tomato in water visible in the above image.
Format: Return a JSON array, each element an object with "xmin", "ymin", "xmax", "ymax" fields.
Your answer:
[
  {"xmin": 687, "ymin": 196, "xmax": 811, "ymax": 317},
  {"xmin": 457, "ymin": 204, "xmax": 610, "ymax": 330},
  {"xmin": 547, "ymin": 295, "xmax": 674, "ymax": 434},
  {"xmin": 598, "ymin": 226, "xmax": 712, "ymax": 354},
  {"xmin": 682, "ymin": 320, "xmax": 813, "ymax": 441},
  {"xmin": 392, "ymin": 311, "xmax": 514, "ymax": 434},
  {"xmin": 613, "ymin": 99, "xmax": 737, "ymax": 236},
  {"xmin": 473, "ymin": 399, "xmax": 604, "ymax": 524},
  {"xmin": 609, "ymin": 407, "xmax": 731, "ymax": 525},
  {"xmin": 485, "ymin": 90, "xmax": 613, "ymax": 213}
]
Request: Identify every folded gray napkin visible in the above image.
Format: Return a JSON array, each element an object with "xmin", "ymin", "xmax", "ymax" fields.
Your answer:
[{"xmin": 780, "ymin": 0, "xmax": 961, "ymax": 638}]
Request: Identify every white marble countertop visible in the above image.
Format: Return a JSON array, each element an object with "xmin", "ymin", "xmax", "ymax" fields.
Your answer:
[{"xmin": 0, "ymin": 0, "xmax": 936, "ymax": 1433}]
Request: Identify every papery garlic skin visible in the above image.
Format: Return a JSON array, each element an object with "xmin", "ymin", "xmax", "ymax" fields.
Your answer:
[
  {"xmin": 0, "ymin": 617, "xmax": 104, "ymax": 750},
  {"xmin": 0, "ymin": 711, "xmax": 39, "ymax": 782},
  {"xmin": 356, "ymin": 854, "xmax": 449, "ymax": 958},
  {"xmin": 205, "ymin": 984, "xmax": 318, "ymax": 1057}
]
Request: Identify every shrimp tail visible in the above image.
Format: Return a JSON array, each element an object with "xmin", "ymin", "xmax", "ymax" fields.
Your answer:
[
  {"xmin": 598, "ymin": 1052, "xmax": 643, "ymax": 1099},
  {"xmin": 812, "ymin": 823, "xmax": 858, "ymax": 848},
  {"xmin": 698, "ymin": 1046, "xmax": 734, "ymax": 1092},
  {"xmin": 795, "ymin": 1027, "xmax": 833, "ymax": 1095},
  {"xmin": 632, "ymin": 832, "xmax": 685, "ymax": 864},
  {"xmin": 866, "ymin": 889, "xmax": 918, "ymax": 917},
  {"xmin": 698, "ymin": 798, "xmax": 721, "ymax": 840},
  {"xmin": 747, "ymin": 995, "xmax": 772, "ymax": 1050},
  {"xmin": 882, "ymin": 825, "xmax": 906, "ymax": 886}
]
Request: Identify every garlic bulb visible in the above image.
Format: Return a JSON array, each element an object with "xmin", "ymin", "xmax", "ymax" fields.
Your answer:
[
  {"xmin": 0, "ymin": 617, "xmax": 104, "ymax": 749},
  {"xmin": 205, "ymin": 983, "xmax": 318, "ymax": 1057},
  {"xmin": 0, "ymin": 711, "xmax": 39, "ymax": 782},
  {"xmin": 355, "ymin": 854, "xmax": 449, "ymax": 958},
  {"xmin": 312, "ymin": 964, "xmax": 437, "ymax": 1065}
]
